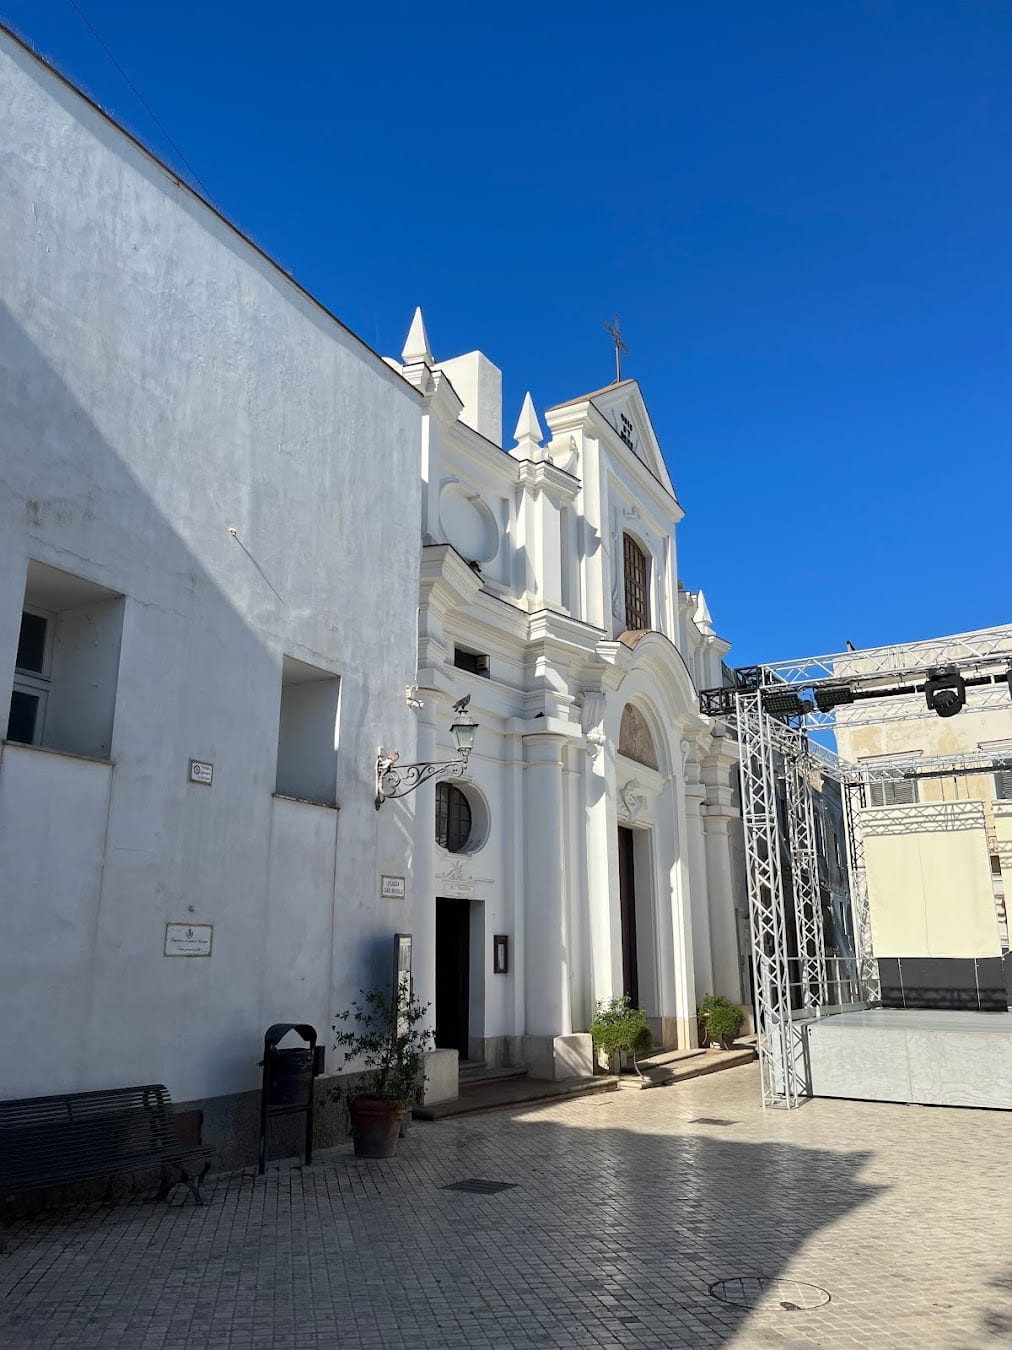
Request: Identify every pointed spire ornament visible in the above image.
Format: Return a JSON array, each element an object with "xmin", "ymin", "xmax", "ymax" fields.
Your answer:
[
  {"xmin": 693, "ymin": 589, "xmax": 714, "ymax": 636},
  {"xmin": 401, "ymin": 307, "xmax": 433, "ymax": 365},
  {"xmin": 512, "ymin": 391, "xmax": 543, "ymax": 453}
]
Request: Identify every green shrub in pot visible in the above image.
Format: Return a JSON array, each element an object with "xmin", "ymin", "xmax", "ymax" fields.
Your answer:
[
  {"xmin": 590, "ymin": 996, "xmax": 652, "ymax": 1076},
  {"xmin": 697, "ymin": 994, "xmax": 744, "ymax": 1050}
]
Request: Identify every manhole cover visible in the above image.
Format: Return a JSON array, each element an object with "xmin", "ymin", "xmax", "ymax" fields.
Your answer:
[
  {"xmin": 690, "ymin": 1118, "xmax": 737, "ymax": 1126},
  {"xmin": 441, "ymin": 1179, "xmax": 518, "ymax": 1195},
  {"xmin": 709, "ymin": 1278, "xmax": 830, "ymax": 1311}
]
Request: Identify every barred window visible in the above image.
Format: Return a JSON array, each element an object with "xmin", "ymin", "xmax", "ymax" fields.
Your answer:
[
  {"xmin": 436, "ymin": 782, "xmax": 472, "ymax": 852},
  {"xmin": 623, "ymin": 534, "xmax": 650, "ymax": 631}
]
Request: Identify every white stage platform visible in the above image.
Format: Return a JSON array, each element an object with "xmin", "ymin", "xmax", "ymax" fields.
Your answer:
[{"xmin": 804, "ymin": 1008, "xmax": 1012, "ymax": 1110}]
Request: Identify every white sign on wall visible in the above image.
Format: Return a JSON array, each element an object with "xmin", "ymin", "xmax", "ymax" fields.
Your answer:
[
  {"xmin": 164, "ymin": 923, "xmax": 213, "ymax": 957},
  {"xmin": 444, "ymin": 882, "xmax": 474, "ymax": 899},
  {"xmin": 381, "ymin": 874, "xmax": 406, "ymax": 900},
  {"xmin": 189, "ymin": 759, "xmax": 214, "ymax": 786}
]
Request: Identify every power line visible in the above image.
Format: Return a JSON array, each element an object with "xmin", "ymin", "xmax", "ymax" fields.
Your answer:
[{"xmin": 63, "ymin": 0, "xmax": 211, "ymax": 199}]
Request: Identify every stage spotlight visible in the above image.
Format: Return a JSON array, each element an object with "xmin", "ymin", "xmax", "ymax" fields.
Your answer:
[
  {"xmin": 814, "ymin": 684, "xmax": 856, "ymax": 713},
  {"xmin": 924, "ymin": 667, "xmax": 966, "ymax": 719},
  {"xmin": 762, "ymin": 689, "xmax": 813, "ymax": 719}
]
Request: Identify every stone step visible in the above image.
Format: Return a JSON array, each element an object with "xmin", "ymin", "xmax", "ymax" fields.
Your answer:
[
  {"xmin": 458, "ymin": 1064, "xmax": 529, "ymax": 1086},
  {"xmin": 413, "ymin": 1074, "xmax": 618, "ymax": 1120},
  {"xmin": 618, "ymin": 1045, "xmax": 757, "ymax": 1091}
]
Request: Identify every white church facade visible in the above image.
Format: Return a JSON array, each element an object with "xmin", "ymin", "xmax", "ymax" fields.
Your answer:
[
  {"xmin": 395, "ymin": 312, "xmax": 749, "ymax": 1080},
  {"xmin": 0, "ymin": 23, "xmax": 748, "ymax": 1164}
]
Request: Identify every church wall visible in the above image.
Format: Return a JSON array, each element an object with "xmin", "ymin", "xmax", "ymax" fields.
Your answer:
[{"xmin": 0, "ymin": 33, "xmax": 421, "ymax": 1163}]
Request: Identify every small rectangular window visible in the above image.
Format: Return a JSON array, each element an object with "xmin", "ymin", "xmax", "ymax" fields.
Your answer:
[
  {"xmin": 8, "ymin": 688, "xmax": 43, "ymax": 745},
  {"xmin": 6, "ymin": 563, "xmax": 123, "ymax": 759},
  {"xmin": 994, "ymin": 769, "xmax": 1012, "ymax": 801},
  {"xmin": 275, "ymin": 656, "xmax": 341, "ymax": 806},
  {"xmin": 16, "ymin": 611, "xmax": 49, "ymax": 674},
  {"xmin": 454, "ymin": 647, "xmax": 490, "ymax": 678}
]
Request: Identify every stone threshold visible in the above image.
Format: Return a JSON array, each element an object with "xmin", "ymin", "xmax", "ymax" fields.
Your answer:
[
  {"xmin": 413, "ymin": 1074, "xmax": 619, "ymax": 1120},
  {"xmin": 617, "ymin": 1043, "xmax": 757, "ymax": 1090}
]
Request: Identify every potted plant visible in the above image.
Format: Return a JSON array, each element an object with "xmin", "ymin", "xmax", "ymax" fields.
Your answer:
[
  {"xmin": 590, "ymin": 996, "xmax": 652, "ymax": 1077},
  {"xmin": 332, "ymin": 986, "xmax": 433, "ymax": 1158},
  {"xmin": 697, "ymin": 994, "xmax": 744, "ymax": 1050}
]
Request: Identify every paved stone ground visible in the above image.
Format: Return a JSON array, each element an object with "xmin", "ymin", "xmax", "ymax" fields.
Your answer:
[{"xmin": 2, "ymin": 1064, "xmax": 1010, "ymax": 1348}]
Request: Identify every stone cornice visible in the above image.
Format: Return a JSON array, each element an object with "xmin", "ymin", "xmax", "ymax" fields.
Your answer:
[
  {"xmin": 427, "ymin": 368, "xmax": 466, "ymax": 424},
  {"xmin": 514, "ymin": 458, "xmax": 581, "ymax": 505},
  {"xmin": 419, "ymin": 544, "xmax": 483, "ymax": 609},
  {"xmin": 509, "ymin": 715, "xmax": 581, "ymax": 741}
]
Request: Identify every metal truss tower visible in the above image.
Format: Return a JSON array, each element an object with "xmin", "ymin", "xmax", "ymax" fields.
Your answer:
[{"xmin": 703, "ymin": 625, "xmax": 1012, "ymax": 1109}]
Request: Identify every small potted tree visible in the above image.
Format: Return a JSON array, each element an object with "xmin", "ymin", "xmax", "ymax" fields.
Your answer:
[
  {"xmin": 332, "ymin": 987, "xmax": 433, "ymax": 1158},
  {"xmin": 697, "ymin": 994, "xmax": 745, "ymax": 1050},
  {"xmin": 590, "ymin": 996, "xmax": 652, "ymax": 1077}
]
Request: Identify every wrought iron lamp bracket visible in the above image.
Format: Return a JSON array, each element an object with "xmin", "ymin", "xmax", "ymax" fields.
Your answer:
[{"xmin": 375, "ymin": 753, "xmax": 468, "ymax": 809}]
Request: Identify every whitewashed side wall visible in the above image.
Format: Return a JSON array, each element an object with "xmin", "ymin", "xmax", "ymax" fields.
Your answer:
[{"xmin": 0, "ymin": 34, "xmax": 421, "ymax": 1106}]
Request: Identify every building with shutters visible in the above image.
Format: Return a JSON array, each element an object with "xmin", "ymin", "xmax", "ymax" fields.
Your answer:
[{"xmin": 835, "ymin": 631, "xmax": 1012, "ymax": 988}]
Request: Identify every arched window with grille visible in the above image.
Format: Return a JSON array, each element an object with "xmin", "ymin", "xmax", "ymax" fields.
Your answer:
[
  {"xmin": 623, "ymin": 533, "xmax": 650, "ymax": 632},
  {"xmin": 436, "ymin": 781, "xmax": 472, "ymax": 852}
]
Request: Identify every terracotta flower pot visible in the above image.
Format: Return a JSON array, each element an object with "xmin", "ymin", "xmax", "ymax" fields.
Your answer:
[{"xmin": 348, "ymin": 1097, "xmax": 406, "ymax": 1158}]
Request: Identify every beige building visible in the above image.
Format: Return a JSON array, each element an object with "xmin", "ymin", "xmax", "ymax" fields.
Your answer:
[{"xmin": 835, "ymin": 629, "xmax": 1011, "ymax": 1008}]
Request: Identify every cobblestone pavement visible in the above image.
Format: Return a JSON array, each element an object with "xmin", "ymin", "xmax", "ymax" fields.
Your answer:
[{"xmin": 2, "ymin": 1064, "xmax": 1011, "ymax": 1349}]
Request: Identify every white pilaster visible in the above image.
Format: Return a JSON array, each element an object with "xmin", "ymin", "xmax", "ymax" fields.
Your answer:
[
  {"xmin": 682, "ymin": 738, "xmax": 715, "ymax": 999},
  {"xmin": 702, "ymin": 810, "xmax": 744, "ymax": 1002},
  {"xmin": 701, "ymin": 731, "xmax": 747, "ymax": 1004},
  {"xmin": 522, "ymin": 731, "xmax": 571, "ymax": 1037},
  {"xmin": 670, "ymin": 749, "xmax": 700, "ymax": 1048},
  {"xmin": 411, "ymin": 692, "xmax": 440, "ymax": 1035},
  {"xmin": 581, "ymin": 696, "xmax": 617, "ymax": 1010}
]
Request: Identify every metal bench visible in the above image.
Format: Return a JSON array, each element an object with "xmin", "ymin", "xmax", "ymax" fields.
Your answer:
[{"xmin": 0, "ymin": 1083, "xmax": 212, "ymax": 1206}]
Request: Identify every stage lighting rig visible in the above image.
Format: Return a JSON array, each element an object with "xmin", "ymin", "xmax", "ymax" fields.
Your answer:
[
  {"xmin": 814, "ymin": 684, "xmax": 856, "ymax": 713},
  {"xmin": 761, "ymin": 688, "xmax": 814, "ymax": 720},
  {"xmin": 923, "ymin": 666, "xmax": 966, "ymax": 719}
]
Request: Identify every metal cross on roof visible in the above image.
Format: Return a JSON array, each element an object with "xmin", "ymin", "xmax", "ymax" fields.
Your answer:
[{"xmin": 604, "ymin": 314, "xmax": 629, "ymax": 384}]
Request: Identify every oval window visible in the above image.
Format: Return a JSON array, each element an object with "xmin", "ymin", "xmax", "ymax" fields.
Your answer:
[{"xmin": 435, "ymin": 781, "xmax": 472, "ymax": 853}]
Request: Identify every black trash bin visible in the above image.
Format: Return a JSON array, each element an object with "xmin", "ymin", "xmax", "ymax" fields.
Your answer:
[
  {"xmin": 258, "ymin": 1023, "xmax": 321, "ymax": 1174},
  {"xmin": 267, "ymin": 1048, "xmax": 314, "ymax": 1106}
]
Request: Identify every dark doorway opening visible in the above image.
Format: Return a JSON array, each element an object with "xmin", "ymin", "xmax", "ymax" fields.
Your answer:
[
  {"xmin": 435, "ymin": 898, "xmax": 470, "ymax": 1056},
  {"xmin": 617, "ymin": 826, "xmax": 639, "ymax": 1007}
]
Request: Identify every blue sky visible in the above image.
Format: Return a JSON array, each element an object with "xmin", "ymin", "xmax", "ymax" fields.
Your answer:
[{"xmin": 5, "ymin": 1, "xmax": 1010, "ymax": 667}]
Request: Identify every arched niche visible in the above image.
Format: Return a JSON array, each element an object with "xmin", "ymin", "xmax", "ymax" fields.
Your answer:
[{"xmin": 618, "ymin": 703, "xmax": 658, "ymax": 770}]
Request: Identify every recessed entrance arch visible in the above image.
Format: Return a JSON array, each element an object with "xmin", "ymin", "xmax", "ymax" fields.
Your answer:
[
  {"xmin": 435, "ymin": 897, "xmax": 470, "ymax": 1057},
  {"xmin": 617, "ymin": 825, "xmax": 639, "ymax": 1005}
]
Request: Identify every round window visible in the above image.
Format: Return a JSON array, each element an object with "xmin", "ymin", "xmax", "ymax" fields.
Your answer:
[{"xmin": 436, "ymin": 782, "xmax": 472, "ymax": 853}]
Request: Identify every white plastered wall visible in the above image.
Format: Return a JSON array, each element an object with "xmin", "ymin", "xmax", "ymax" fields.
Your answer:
[{"xmin": 0, "ymin": 32, "xmax": 421, "ymax": 1104}]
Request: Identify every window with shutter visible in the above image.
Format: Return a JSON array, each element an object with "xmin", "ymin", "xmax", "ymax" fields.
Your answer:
[
  {"xmin": 622, "ymin": 534, "xmax": 650, "ymax": 631},
  {"xmin": 867, "ymin": 778, "xmax": 919, "ymax": 807}
]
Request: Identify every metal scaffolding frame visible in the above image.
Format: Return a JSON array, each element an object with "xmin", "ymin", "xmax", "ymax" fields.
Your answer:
[
  {"xmin": 704, "ymin": 629, "xmax": 1012, "ymax": 1108},
  {"xmin": 785, "ymin": 748, "xmax": 828, "ymax": 1010}
]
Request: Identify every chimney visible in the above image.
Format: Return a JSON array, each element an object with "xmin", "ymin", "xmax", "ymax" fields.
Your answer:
[{"xmin": 434, "ymin": 351, "xmax": 503, "ymax": 446}]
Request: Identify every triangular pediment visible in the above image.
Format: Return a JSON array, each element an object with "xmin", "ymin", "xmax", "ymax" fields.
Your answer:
[{"xmin": 546, "ymin": 380, "xmax": 674, "ymax": 499}]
